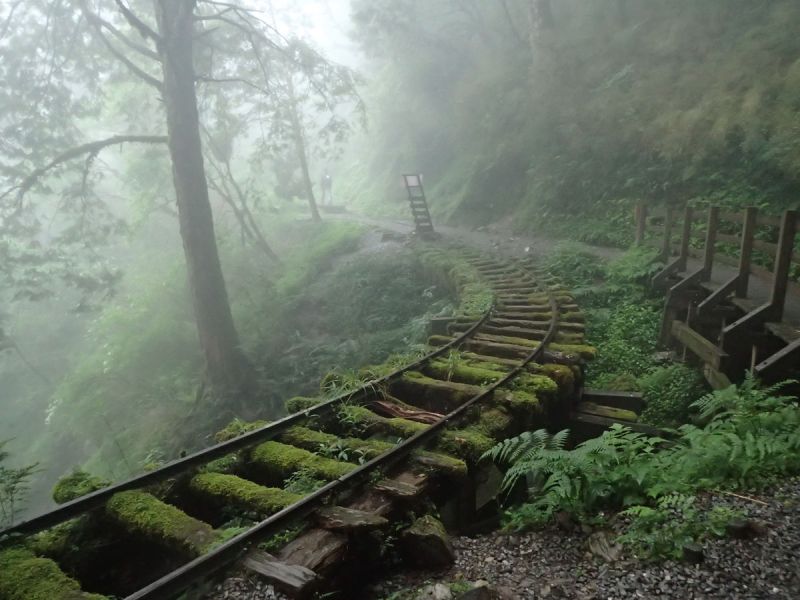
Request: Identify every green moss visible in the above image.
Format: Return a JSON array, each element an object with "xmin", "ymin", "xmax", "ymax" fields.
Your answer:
[
  {"xmin": 497, "ymin": 389, "xmax": 542, "ymax": 413},
  {"xmin": 285, "ymin": 396, "xmax": 322, "ymax": 414},
  {"xmin": 190, "ymin": 473, "xmax": 301, "ymax": 516},
  {"xmin": 28, "ymin": 522, "xmax": 80, "ymax": 558},
  {"xmin": 282, "ymin": 426, "xmax": 393, "ymax": 457},
  {"xmin": 201, "ymin": 453, "xmax": 241, "ymax": 474},
  {"xmin": 532, "ymin": 364, "xmax": 575, "ymax": 391},
  {"xmin": 426, "ymin": 360, "xmax": 505, "ymax": 385},
  {"xmin": 339, "ymin": 405, "xmax": 428, "ymax": 437},
  {"xmin": 214, "ymin": 418, "xmax": 269, "ymax": 443},
  {"xmin": 549, "ymin": 343, "xmax": 596, "ymax": 360},
  {"xmin": 251, "ymin": 441, "xmax": 357, "ymax": 481},
  {"xmin": 474, "ymin": 407, "xmax": 513, "ymax": 437},
  {"xmin": 52, "ymin": 471, "xmax": 110, "ymax": 505},
  {"xmin": 438, "ymin": 428, "xmax": 494, "ymax": 462},
  {"xmin": 0, "ymin": 548, "xmax": 107, "ymax": 600},
  {"xmin": 105, "ymin": 491, "xmax": 220, "ymax": 556}
]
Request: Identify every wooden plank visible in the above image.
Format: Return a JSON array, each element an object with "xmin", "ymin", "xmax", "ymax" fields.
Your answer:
[
  {"xmin": 755, "ymin": 337, "xmax": 800, "ymax": 376},
  {"xmin": 719, "ymin": 210, "xmax": 744, "ymax": 225},
  {"xmin": 702, "ymin": 206, "xmax": 719, "ymax": 279},
  {"xmin": 753, "ymin": 238, "xmax": 778, "ymax": 257},
  {"xmin": 737, "ymin": 207, "xmax": 758, "ymax": 297},
  {"xmin": 703, "ymin": 364, "xmax": 732, "ymax": 390},
  {"xmin": 697, "ymin": 274, "xmax": 739, "ymax": 317},
  {"xmin": 582, "ymin": 389, "xmax": 645, "ymax": 413},
  {"xmin": 758, "ymin": 214, "xmax": 784, "ymax": 229},
  {"xmin": 716, "ymin": 232, "xmax": 740, "ymax": 246},
  {"xmin": 577, "ymin": 401, "xmax": 638, "ymax": 422},
  {"xmin": 769, "ymin": 210, "xmax": 798, "ymax": 320},
  {"xmin": 316, "ymin": 506, "xmax": 389, "ymax": 531},
  {"xmin": 671, "ymin": 321, "xmax": 728, "ymax": 370},
  {"xmin": 765, "ymin": 322, "xmax": 800, "ymax": 344},
  {"xmin": 679, "ymin": 206, "xmax": 693, "ymax": 271},
  {"xmin": 244, "ymin": 551, "xmax": 318, "ymax": 596}
]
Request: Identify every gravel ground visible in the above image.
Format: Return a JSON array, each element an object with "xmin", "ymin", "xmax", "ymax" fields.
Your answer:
[
  {"xmin": 205, "ymin": 479, "xmax": 800, "ymax": 599},
  {"xmin": 369, "ymin": 479, "xmax": 800, "ymax": 600}
]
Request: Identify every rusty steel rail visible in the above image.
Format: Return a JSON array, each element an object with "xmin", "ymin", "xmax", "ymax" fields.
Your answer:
[
  {"xmin": 0, "ymin": 310, "xmax": 492, "ymax": 541},
  {"xmin": 128, "ymin": 261, "xmax": 560, "ymax": 600}
]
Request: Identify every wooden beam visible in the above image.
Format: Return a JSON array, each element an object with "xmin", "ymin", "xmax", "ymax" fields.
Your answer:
[
  {"xmin": 696, "ymin": 274, "xmax": 739, "ymax": 317},
  {"xmin": 678, "ymin": 205, "xmax": 693, "ymax": 271},
  {"xmin": 660, "ymin": 205, "xmax": 674, "ymax": 263},
  {"xmin": 736, "ymin": 207, "xmax": 758, "ymax": 298},
  {"xmin": 671, "ymin": 321, "xmax": 728, "ymax": 370},
  {"xmin": 582, "ymin": 389, "xmax": 645, "ymax": 413},
  {"xmin": 768, "ymin": 210, "xmax": 798, "ymax": 321},
  {"xmin": 755, "ymin": 337, "xmax": 800, "ymax": 377},
  {"xmin": 243, "ymin": 551, "xmax": 318, "ymax": 597},
  {"xmin": 702, "ymin": 206, "xmax": 719, "ymax": 280},
  {"xmin": 703, "ymin": 364, "xmax": 732, "ymax": 390}
]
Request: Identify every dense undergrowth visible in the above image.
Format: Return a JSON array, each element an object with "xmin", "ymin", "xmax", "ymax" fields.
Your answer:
[
  {"xmin": 484, "ymin": 243, "xmax": 800, "ymax": 560},
  {"xmin": 486, "ymin": 375, "xmax": 800, "ymax": 560}
]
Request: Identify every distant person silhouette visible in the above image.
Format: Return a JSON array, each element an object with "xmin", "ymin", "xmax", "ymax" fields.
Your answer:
[{"xmin": 321, "ymin": 171, "xmax": 333, "ymax": 206}]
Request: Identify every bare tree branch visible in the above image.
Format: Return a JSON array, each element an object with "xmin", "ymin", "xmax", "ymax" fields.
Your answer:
[
  {"xmin": 80, "ymin": 6, "xmax": 163, "ymax": 90},
  {"xmin": 2, "ymin": 135, "xmax": 168, "ymax": 202},
  {"xmin": 0, "ymin": 0, "xmax": 24, "ymax": 40},
  {"xmin": 82, "ymin": 5, "xmax": 160, "ymax": 62},
  {"xmin": 113, "ymin": 0, "xmax": 161, "ymax": 43}
]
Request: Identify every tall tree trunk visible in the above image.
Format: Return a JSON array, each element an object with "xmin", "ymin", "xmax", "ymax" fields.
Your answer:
[
  {"xmin": 287, "ymin": 76, "xmax": 321, "ymax": 222},
  {"xmin": 153, "ymin": 0, "xmax": 252, "ymax": 398}
]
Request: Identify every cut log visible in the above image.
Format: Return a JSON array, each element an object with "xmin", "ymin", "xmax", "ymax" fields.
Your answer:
[
  {"xmin": 316, "ymin": 506, "xmax": 389, "ymax": 531},
  {"xmin": 243, "ymin": 551, "xmax": 318, "ymax": 597}
]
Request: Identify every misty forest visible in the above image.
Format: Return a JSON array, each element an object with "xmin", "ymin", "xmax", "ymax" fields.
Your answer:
[{"xmin": 1, "ymin": 2, "xmax": 800, "ymax": 599}]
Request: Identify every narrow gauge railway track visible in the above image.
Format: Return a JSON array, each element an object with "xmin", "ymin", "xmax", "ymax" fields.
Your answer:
[{"xmin": 0, "ymin": 248, "xmax": 592, "ymax": 600}]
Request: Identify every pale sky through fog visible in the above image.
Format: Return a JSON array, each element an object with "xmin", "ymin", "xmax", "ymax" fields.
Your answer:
[{"xmin": 258, "ymin": 0, "xmax": 359, "ymax": 66}]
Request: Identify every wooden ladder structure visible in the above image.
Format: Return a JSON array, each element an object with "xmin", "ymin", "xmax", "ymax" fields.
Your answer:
[{"xmin": 402, "ymin": 174, "xmax": 435, "ymax": 237}]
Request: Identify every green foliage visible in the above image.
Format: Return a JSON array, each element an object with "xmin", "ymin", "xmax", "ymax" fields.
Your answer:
[
  {"xmin": 618, "ymin": 494, "xmax": 742, "ymax": 560},
  {"xmin": 283, "ymin": 468, "xmax": 327, "ymax": 495},
  {"xmin": 541, "ymin": 243, "xmax": 606, "ymax": 288},
  {"xmin": 639, "ymin": 365, "xmax": 707, "ymax": 427},
  {"xmin": 486, "ymin": 377, "xmax": 800, "ymax": 558},
  {"xmin": 0, "ymin": 442, "xmax": 38, "ymax": 528},
  {"xmin": 51, "ymin": 471, "xmax": 109, "ymax": 505}
]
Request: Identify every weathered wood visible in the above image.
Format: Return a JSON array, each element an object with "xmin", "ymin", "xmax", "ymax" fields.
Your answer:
[
  {"xmin": 765, "ymin": 321, "xmax": 800, "ymax": 345},
  {"xmin": 278, "ymin": 528, "xmax": 348, "ymax": 574},
  {"xmin": 582, "ymin": 389, "xmax": 644, "ymax": 413},
  {"xmin": 316, "ymin": 506, "xmax": 389, "ymax": 531},
  {"xmin": 243, "ymin": 551, "xmax": 318, "ymax": 596},
  {"xmin": 671, "ymin": 321, "xmax": 728, "ymax": 370},
  {"xmin": 374, "ymin": 472, "xmax": 428, "ymax": 499},
  {"xmin": 736, "ymin": 206, "xmax": 758, "ymax": 298},
  {"xmin": 769, "ymin": 210, "xmax": 798, "ymax": 320},
  {"xmin": 703, "ymin": 364, "xmax": 732, "ymax": 390},
  {"xmin": 702, "ymin": 206, "xmax": 719, "ymax": 279},
  {"xmin": 576, "ymin": 401, "xmax": 638, "ymax": 422},
  {"xmin": 661, "ymin": 205, "xmax": 675, "ymax": 262},
  {"xmin": 697, "ymin": 274, "xmax": 739, "ymax": 317},
  {"xmin": 678, "ymin": 205, "xmax": 693, "ymax": 271},
  {"xmin": 755, "ymin": 337, "xmax": 800, "ymax": 378}
]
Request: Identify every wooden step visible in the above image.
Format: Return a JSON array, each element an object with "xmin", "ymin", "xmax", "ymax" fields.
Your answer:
[
  {"xmin": 582, "ymin": 389, "xmax": 644, "ymax": 413},
  {"xmin": 765, "ymin": 321, "xmax": 800, "ymax": 345}
]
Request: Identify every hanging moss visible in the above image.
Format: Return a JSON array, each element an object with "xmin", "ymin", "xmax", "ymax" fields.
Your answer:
[
  {"xmin": 251, "ymin": 441, "xmax": 357, "ymax": 482},
  {"xmin": 190, "ymin": 473, "xmax": 301, "ymax": 517},
  {"xmin": 52, "ymin": 471, "xmax": 110, "ymax": 505},
  {"xmin": 105, "ymin": 491, "xmax": 220, "ymax": 557},
  {"xmin": 0, "ymin": 548, "xmax": 107, "ymax": 600}
]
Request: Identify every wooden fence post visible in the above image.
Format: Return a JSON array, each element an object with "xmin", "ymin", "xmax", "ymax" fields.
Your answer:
[
  {"xmin": 769, "ymin": 210, "xmax": 798, "ymax": 321},
  {"xmin": 702, "ymin": 206, "xmax": 719, "ymax": 281},
  {"xmin": 660, "ymin": 205, "xmax": 674, "ymax": 262},
  {"xmin": 635, "ymin": 203, "xmax": 647, "ymax": 246},
  {"xmin": 736, "ymin": 206, "xmax": 758, "ymax": 298},
  {"xmin": 678, "ymin": 205, "xmax": 692, "ymax": 271}
]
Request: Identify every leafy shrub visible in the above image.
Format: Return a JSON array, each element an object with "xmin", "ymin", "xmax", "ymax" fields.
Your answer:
[
  {"xmin": 485, "ymin": 376, "xmax": 800, "ymax": 558},
  {"xmin": 639, "ymin": 365, "xmax": 707, "ymax": 427},
  {"xmin": 541, "ymin": 243, "xmax": 607, "ymax": 288}
]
